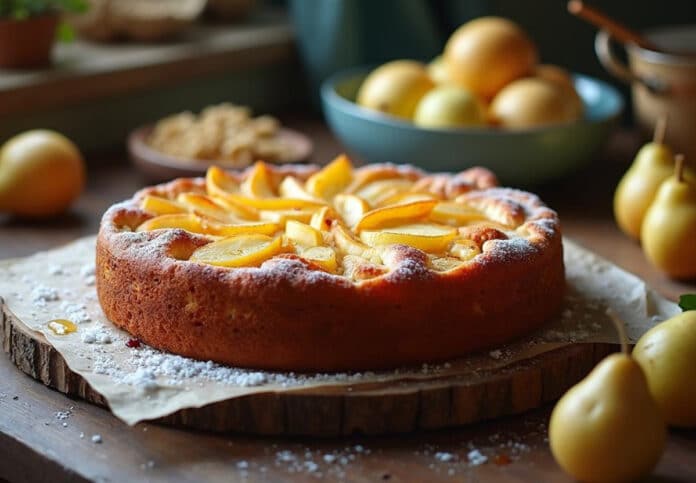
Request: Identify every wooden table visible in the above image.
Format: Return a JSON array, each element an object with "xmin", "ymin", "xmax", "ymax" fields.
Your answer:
[{"xmin": 1, "ymin": 118, "xmax": 695, "ymax": 482}]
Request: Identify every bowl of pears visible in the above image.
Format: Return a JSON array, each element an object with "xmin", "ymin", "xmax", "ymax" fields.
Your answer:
[{"xmin": 321, "ymin": 16, "xmax": 623, "ymax": 186}]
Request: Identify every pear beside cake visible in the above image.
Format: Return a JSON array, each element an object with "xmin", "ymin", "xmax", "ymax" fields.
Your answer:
[{"xmin": 96, "ymin": 156, "xmax": 565, "ymax": 371}]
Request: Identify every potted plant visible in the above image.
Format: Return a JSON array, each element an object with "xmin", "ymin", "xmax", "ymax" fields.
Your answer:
[{"xmin": 0, "ymin": 0, "xmax": 86, "ymax": 68}]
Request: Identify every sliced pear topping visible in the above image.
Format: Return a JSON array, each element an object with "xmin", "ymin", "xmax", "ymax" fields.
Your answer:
[
  {"xmin": 286, "ymin": 220, "xmax": 324, "ymax": 247},
  {"xmin": 333, "ymin": 194, "xmax": 370, "ymax": 228},
  {"xmin": 210, "ymin": 221, "xmax": 280, "ymax": 237},
  {"xmin": 345, "ymin": 168, "xmax": 405, "ymax": 194},
  {"xmin": 354, "ymin": 178, "xmax": 414, "ymax": 206},
  {"xmin": 331, "ymin": 222, "xmax": 371, "ymax": 256},
  {"xmin": 305, "ymin": 154, "xmax": 353, "ymax": 201},
  {"xmin": 378, "ymin": 191, "xmax": 437, "ymax": 207},
  {"xmin": 190, "ymin": 234, "xmax": 283, "ymax": 267},
  {"xmin": 310, "ymin": 206, "xmax": 339, "ymax": 231},
  {"xmin": 177, "ymin": 193, "xmax": 238, "ymax": 223},
  {"xmin": 142, "ymin": 158, "xmax": 511, "ymax": 272},
  {"xmin": 136, "ymin": 213, "xmax": 207, "ymax": 234},
  {"xmin": 278, "ymin": 176, "xmax": 323, "ymax": 202},
  {"xmin": 220, "ymin": 194, "xmax": 324, "ymax": 211},
  {"xmin": 206, "ymin": 166, "xmax": 240, "ymax": 197},
  {"xmin": 430, "ymin": 202, "xmax": 487, "ymax": 225},
  {"xmin": 360, "ymin": 223, "xmax": 458, "ymax": 253},
  {"xmin": 449, "ymin": 238, "xmax": 481, "ymax": 261},
  {"xmin": 140, "ymin": 195, "xmax": 187, "ymax": 216},
  {"xmin": 301, "ymin": 246, "xmax": 338, "ymax": 272},
  {"xmin": 211, "ymin": 195, "xmax": 260, "ymax": 220},
  {"xmin": 241, "ymin": 162, "xmax": 275, "ymax": 198},
  {"xmin": 259, "ymin": 208, "xmax": 317, "ymax": 225},
  {"xmin": 354, "ymin": 199, "xmax": 438, "ymax": 232}
]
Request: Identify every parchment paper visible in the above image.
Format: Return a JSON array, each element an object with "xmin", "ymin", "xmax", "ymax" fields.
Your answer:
[{"xmin": 0, "ymin": 237, "xmax": 680, "ymax": 425}]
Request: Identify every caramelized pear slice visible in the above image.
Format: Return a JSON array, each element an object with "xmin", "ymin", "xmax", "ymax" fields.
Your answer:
[
  {"xmin": 378, "ymin": 192, "xmax": 437, "ymax": 207},
  {"xmin": 354, "ymin": 178, "xmax": 414, "ymax": 206},
  {"xmin": 360, "ymin": 223, "xmax": 457, "ymax": 253},
  {"xmin": 286, "ymin": 220, "xmax": 324, "ymax": 247},
  {"xmin": 206, "ymin": 166, "xmax": 240, "ymax": 196},
  {"xmin": 430, "ymin": 202, "xmax": 487, "ymax": 225},
  {"xmin": 333, "ymin": 194, "xmax": 370, "ymax": 228},
  {"xmin": 310, "ymin": 206, "xmax": 339, "ymax": 232},
  {"xmin": 136, "ymin": 213, "xmax": 207, "ymax": 234},
  {"xmin": 354, "ymin": 199, "xmax": 437, "ymax": 232},
  {"xmin": 331, "ymin": 222, "xmax": 371, "ymax": 257},
  {"xmin": 177, "ymin": 192, "xmax": 238, "ymax": 223},
  {"xmin": 305, "ymin": 154, "xmax": 353, "ymax": 201},
  {"xmin": 190, "ymin": 234, "xmax": 283, "ymax": 267},
  {"xmin": 259, "ymin": 208, "xmax": 317, "ymax": 225},
  {"xmin": 278, "ymin": 176, "xmax": 323, "ymax": 202},
  {"xmin": 140, "ymin": 195, "xmax": 187, "ymax": 216},
  {"xmin": 301, "ymin": 246, "xmax": 338, "ymax": 272},
  {"xmin": 241, "ymin": 162, "xmax": 275, "ymax": 198},
  {"xmin": 210, "ymin": 221, "xmax": 280, "ymax": 237}
]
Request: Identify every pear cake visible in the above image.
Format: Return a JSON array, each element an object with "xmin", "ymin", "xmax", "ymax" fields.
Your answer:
[{"xmin": 96, "ymin": 155, "xmax": 564, "ymax": 371}]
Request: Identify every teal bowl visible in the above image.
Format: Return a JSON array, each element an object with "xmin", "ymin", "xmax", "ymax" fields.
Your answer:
[{"xmin": 320, "ymin": 67, "xmax": 624, "ymax": 186}]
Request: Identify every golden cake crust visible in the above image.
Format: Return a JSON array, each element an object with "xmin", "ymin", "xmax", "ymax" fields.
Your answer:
[{"xmin": 96, "ymin": 163, "xmax": 565, "ymax": 371}]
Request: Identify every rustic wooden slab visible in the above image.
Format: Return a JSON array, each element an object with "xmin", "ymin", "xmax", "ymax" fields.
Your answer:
[{"xmin": 1, "ymin": 300, "xmax": 613, "ymax": 436}]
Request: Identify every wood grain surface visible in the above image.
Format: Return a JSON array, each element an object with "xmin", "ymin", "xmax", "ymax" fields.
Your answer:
[{"xmin": 1, "ymin": 119, "xmax": 695, "ymax": 482}]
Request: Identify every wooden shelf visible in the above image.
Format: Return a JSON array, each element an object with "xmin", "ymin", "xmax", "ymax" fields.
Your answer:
[{"xmin": 0, "ymin": 9, "xmax": 295, "ymax": 117}]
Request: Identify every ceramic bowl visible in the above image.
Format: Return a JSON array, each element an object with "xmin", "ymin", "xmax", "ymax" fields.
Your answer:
[{"xmin": 321, "ymin": 67, "xmax": 624, "ymax": 186}]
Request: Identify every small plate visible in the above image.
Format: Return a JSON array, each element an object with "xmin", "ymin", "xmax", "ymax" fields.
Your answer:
[{"xmin": 128, "ymin": 124, "xmax": 314, "ymax": 181}]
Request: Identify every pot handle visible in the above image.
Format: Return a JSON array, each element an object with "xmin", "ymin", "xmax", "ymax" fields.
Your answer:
[{"xmin": 595, "ymin": 30, "xmax": 667, "ymax": 94}]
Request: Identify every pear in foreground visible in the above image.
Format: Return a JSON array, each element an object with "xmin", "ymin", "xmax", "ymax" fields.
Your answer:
[
  {"xmin": 634, "ymin": 310, "xmax": 696, "ymax": 427},
  {"xmin": 640, "ymin": 155, "xmax": 696, "ymax": 279},
  {"xmin": 549, "ymin": 353, "xmax": 666, "ymax": 482},
  {"xmin": 613, "ymin": 140, "xmax": 675, "ymax": 240}
]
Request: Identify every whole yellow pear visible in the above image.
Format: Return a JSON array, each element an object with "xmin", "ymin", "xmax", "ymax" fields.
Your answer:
[
  {"xmin": 613, "ymin": 142, "xmax": 675, "ymax": 240},
  {"xmin": 0, "ymin": 130, "xmax": 85, "ymax": 217},
  {"xmin": 633, "ymin": 310, "xmax": 696, "ymax": 427},
  {"xmin": 444, "ymin": 17, "xmax": 538, "ymax": 100},
  {"xmin": 413, "ymin": 85, "xmax": 486, "ymax": 128},
  {"xmin": 426, "ymin": 55, "xmax": 450, "ymax": 84},
  {"xmin": 640, "ymin": 158, "xmax": 696, "ymax": 279},
  {"xmin": 535, "ymin": 64, "xmax": 575, "ymax": 91},
  {"xmin": 534, "ymin": 64, "xmax": 583, "ymax": 116},
  {"xmin": 489, "ymin": 78, "xmax": 583, "ymax": 128},
  {"xmin": 356, "ymin": 60, "xmax": 435, "ymax": 120},
  {"xmin": 549, "ymin": 353, "xmax": 666, "ymax": 482}
]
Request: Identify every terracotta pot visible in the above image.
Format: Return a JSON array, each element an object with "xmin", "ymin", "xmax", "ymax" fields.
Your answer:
[
  {"xmin": 596, "ymin": 26, "xmax": 696, "ymax": 161},
  {"xmin": 0, "ymin": 14, "xmax": 59, "ymax": 68}
]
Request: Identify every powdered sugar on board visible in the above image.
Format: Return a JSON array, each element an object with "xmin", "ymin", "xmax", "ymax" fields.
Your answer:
[{"xmin": 0, "ymin": 236, "xmax": 680, "ymax": 426}]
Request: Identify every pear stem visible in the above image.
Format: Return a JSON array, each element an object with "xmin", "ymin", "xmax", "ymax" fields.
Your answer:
[
  {"xmin": 653, "ymin": 115, "xmax": 668, "ymax": 144},
  {"xmin": 607, "ymin": 309, "xmax": 630, "ymax": 355},
  {"xmin": 675, "ymin": 154, "xmax": 685, "ymax": 183}
]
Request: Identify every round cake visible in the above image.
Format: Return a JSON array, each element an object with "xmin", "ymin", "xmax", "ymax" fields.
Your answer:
[{"xmin": 96, "ymin": 155, "xmax": 565, "ymax": 371}]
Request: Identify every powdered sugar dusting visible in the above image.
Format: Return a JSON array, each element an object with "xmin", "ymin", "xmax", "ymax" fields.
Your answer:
[
  {"xmin": 81, "ymin": 325, "xmax": 112, "ymax": 345},
  {"xmin": 31, "ymin": 285, "xmax": 60, "ymax": 306},
  {"xmin": 57, "ymin": 301, "xmax": 91, "ymax": 324}
]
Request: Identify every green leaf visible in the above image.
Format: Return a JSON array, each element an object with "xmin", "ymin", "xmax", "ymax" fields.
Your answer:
[
  {"xmin": 678, "ymin": 294, "xmax": 696, "ymax": 312},
  {"xmin": 1, "ymin": 0, "xmax": 88, "ymax": 18},
  {"xmin": 56, "ymin": 21, "xmax": 75, "ymax": 42}
]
